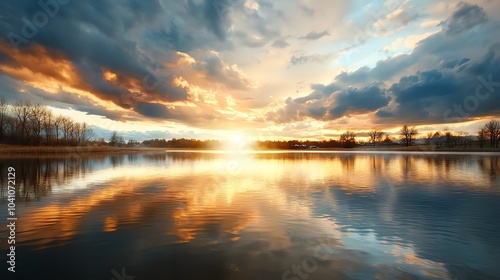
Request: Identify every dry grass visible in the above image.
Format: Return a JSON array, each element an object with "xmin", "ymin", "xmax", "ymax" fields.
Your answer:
[
  {"xmin": 357, "ymin": 144, "xmax": 499, "ymax": 152},
  {"xmin": 0, "ymin": 145, "xmax": 166, "ymax": 156},
  {"xmin": 1, "ymin": 144, "xmax": 498, "ymax": 156}
]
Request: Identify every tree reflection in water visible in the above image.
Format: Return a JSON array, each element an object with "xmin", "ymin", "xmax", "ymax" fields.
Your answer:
[{"xmin": 1, "ymin": 152, "xmax": 498, "ymax": 202}]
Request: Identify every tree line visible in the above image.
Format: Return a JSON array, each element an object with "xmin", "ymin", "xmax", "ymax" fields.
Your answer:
[
  {"xmin": 107, "ymin": 122, "xmax": 500, "ymax": 150},
  {"xmin": 477, "ymin": 120, "xmax": 500, "ymax": 148},
  {"xmin": 140, "ymin": 138, "xmax": 222, "ymax": 149},
  {"xmin": 337, "ymin": 120, "xmax": 500, "ymax": 149},
  {"xmin": 1, "ymin": 98, "xmax": 499, "ymax": 150},
  {"xmin": 0, "ymin": 99, "xmax": 93, "ymax": 146},
  {"xmin": 419, "ymin": 120, "xmax": 499, "ymax": 149}
]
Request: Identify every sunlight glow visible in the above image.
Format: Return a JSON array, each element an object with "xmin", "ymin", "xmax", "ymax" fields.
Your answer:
[{"xmin": 225, "ymin": 133, "xmax": 252, "ymax": 151}]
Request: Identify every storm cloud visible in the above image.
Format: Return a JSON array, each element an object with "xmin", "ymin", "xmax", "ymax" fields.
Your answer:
[
  {"xmin": 0, "ymin": 0, "xmax": 264, "ymax": 125},
  {"xmin": 0, "ymin": 0, "xmax": 499, "ymax": 138},
  {"xmin": 268, "ymin": 2, "xmax": 500, "ymax": 127}
]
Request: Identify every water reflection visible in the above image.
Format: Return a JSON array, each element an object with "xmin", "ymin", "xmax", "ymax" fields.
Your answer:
[
  {"xmin": 0, "ymin": 152, "xmax": 499, "ymax": 280},
  {"xmin": 0, "ymin": 156, "xmax": 106, "ymax": 201}
]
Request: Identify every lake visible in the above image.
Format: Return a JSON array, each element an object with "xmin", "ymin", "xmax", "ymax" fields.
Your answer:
[{"xmin": 1, "ymin": 151, "xmax": 499, "ymax": 280}]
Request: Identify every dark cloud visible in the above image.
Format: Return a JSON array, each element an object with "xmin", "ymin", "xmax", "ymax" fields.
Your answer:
[
  {"xmin": 194, "ymin": 51, "xmax": 255, "ymax": 90},
  {"xmin": 329, "ymin": 84, "xmax": 390, "ymax": 119},
  {"xmin": 0, "ymin": 74, "xmax": 127, "ymax": 121},
  {"xmin": 299, "ymin": 30, "xmax": 330, "ymax": 40},
  {"xmin": 463, "ymin": 48, "xmax": 498, "ymax": 75},
  {"xmin": 441, "ymin": 3, "xmax": 488, "ymax": 35},
  {"xmin": 376, "ymin": 48, "xmax": 500, "ymax": 124},
  {"xmin": 134, "ymin": 102, "xmax": 174, "ymax": 119},
  {"xmin": 330, "ymin": 4, "xmax": 491, "ymax": 86},
  {"xmin": 269, "ymin": 3, "xmax": 500, "ymax": 125},
  {"xmin": 294, "ymin": 83, "xmax": 340, "ymax": 104},
  {"xmin": 186, "ymin": 0, "xmax": 233, "ymax": 40},
  {"xmin": 0, "ymin": 0, "xmax": 260, "ymax": 125},
  {"xmin": 0, "ymin": 0, "xmax": 188, "ymax": 107},
  {"xmin": 335, "ymin": 67, "xmax": 371, "ymax": 85},
  {"xmin": 391, "ymin": 69, "xmax": 456, "ymax": 104},
  {"xmin": 308, "ymin": 106, "xmax": 327, "ymax": 118},
  {"xmin": 334, "ymin": 54, "xmax": 416, "ymax": 86},
  {"xmin": 1, "ymin": 0, "xmax": 499, "ymax": 131},
  {"xmin": 438, "ymin": 58, "xmax": 470, "ymax": 69},
  {"xmin": 0, "ymin": 75, "xmax": 23, "ymax": 103},
  {"xmin": 267, "ymin": 83, "xmax": 390, "ymax": 122}
]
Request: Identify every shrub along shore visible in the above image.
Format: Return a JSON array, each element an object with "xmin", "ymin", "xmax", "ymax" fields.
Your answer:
[
  {"xmin": 1, "ymin": 144, "xmax": 499, "ymax": 156},
  {"xmin": 0, "ymin": 145, "xmax": 168, "ymax": 155}
]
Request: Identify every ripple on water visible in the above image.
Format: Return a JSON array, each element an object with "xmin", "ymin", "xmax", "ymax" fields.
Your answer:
[{"xmin": 1, "ymin": 152, "xmax": 499, "ymax": 279}]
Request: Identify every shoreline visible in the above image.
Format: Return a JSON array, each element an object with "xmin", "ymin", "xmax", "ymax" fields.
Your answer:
[
  {"xmin": 1, "ymin": 144, "xmax": 499, "ymax": 156},
  {"xmin": 0, "ymin": 145, "xmax": 167, "ymax": 156}
]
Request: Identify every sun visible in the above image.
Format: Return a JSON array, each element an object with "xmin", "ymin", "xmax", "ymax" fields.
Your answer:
[
  {"xmin": 226, "ymin": 134, "xmax": 251, "ymax": 151},
  {"xmin": 230, "ymin": 134, "xmax": 245, "ymax": 144}
]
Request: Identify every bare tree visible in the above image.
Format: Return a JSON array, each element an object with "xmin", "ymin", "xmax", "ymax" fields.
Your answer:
[
  {"xmin": 4, "ymin": 116, "xmax": 16, "ymax": 140},
  {"xmin": 53, "ymin": 115, "xmax": 64, "ymax": 143},
  {"xmin": 477, "ymin": 128, "xmax": 487, "ymax": 148},
  {"xmin": 400, "ymin": 125, "xmax": 409, "ymax": 147},
  {"xmin": 0, "ymin": 98, "xmax": 8, "ymax": 140},
  {"xmin": 60, "ymin": 116, "xmax": 73, "ymax": 143},
  {"xmin": 399, "ymin": 125, "xmax": 418, "ymax": 147},
  {"xmin": 458, "ymin": 132, "xmax": 471, "ymax": 149},
  {"xmin": 340, "ymin": 130, "xmax": 356, "ymax": 148},
  {"xmin": 127, "ymin": 139, "xmax": 139, "ymax": 147},
  {"xmin": 368, "ymin": 130, "xmax": 384, "ymax": 147},
  {"xmin": 42, "ymin": 109, "xmax": 54, "ymax": 144},
  {"xmin": 376, "ymin": 131, "xmax": 384, "ymax": 145},
  {"xmin": 109, "ymin": 131, "xmax": 119, "ymax": 146},
  {"xmin": 72, "ymin": 122, "xmax": 81, "ymax": 144},
  {"xmin": 0, "ymin": 100, "xmax": 96, "ymax": 146},
  {"xmin": 117, "ymin": 136, "xmax": 125, "ymax": 147},
  {"xmin": 432, "ymin": 132, "xmax": 442, "ymax": 148},
  {"xmin": 409, "ymin": 127, "xmax": 418, "ymax": 146},
  {"xmin": 80, "ymin": 122, "xmax": 93, "ymax": 144},
  {"xmin": 425, "ymin": 132, "xmax": 434, "ymax": 145},
  {"xmin": 483, "ymin": 120, "xmax": 499, "ymax": 148},
  {"xmin": 444, "ymin": 130, "xmax": 454, "ymax": 149},
  {"xmin": 29, "ymin": 104, "xmax": 45, "ymax": 145},
  {"xmin": 12, "ymin": 100, "xmax": 33, "ymax": 144}
]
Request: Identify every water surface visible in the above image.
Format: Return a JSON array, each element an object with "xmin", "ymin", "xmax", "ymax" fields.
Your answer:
[{"xmin": 0, "ymin": 151, "xmax": 499, "ymax": 280}]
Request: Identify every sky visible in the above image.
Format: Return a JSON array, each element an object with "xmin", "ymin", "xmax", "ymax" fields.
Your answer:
[{"xmin": 1, "ymin": 0, "xmax": 500, "ymax": 141}]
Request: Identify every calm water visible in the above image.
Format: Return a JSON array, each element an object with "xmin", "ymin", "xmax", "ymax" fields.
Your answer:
[{"xmin": 0, "ymin": 151, "xmax": 499, "ymax": 280}]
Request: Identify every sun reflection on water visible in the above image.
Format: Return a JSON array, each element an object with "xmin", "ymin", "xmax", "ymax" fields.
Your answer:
[{"xmin": 0, "ymin": 152, "xmax": 498, "ymax": 279}]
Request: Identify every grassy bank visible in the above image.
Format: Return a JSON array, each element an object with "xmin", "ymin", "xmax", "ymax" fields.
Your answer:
[
  {"xmin": 1, "ymin": 144, "xmax": 498, "ymax": 156},
  {"xmin": 0, "ymin": 145, "xmax": 166, "ymax": 156},
  {"xmin": 356, "ymin": 144, "xmax": 500, "ymax": 152}
]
